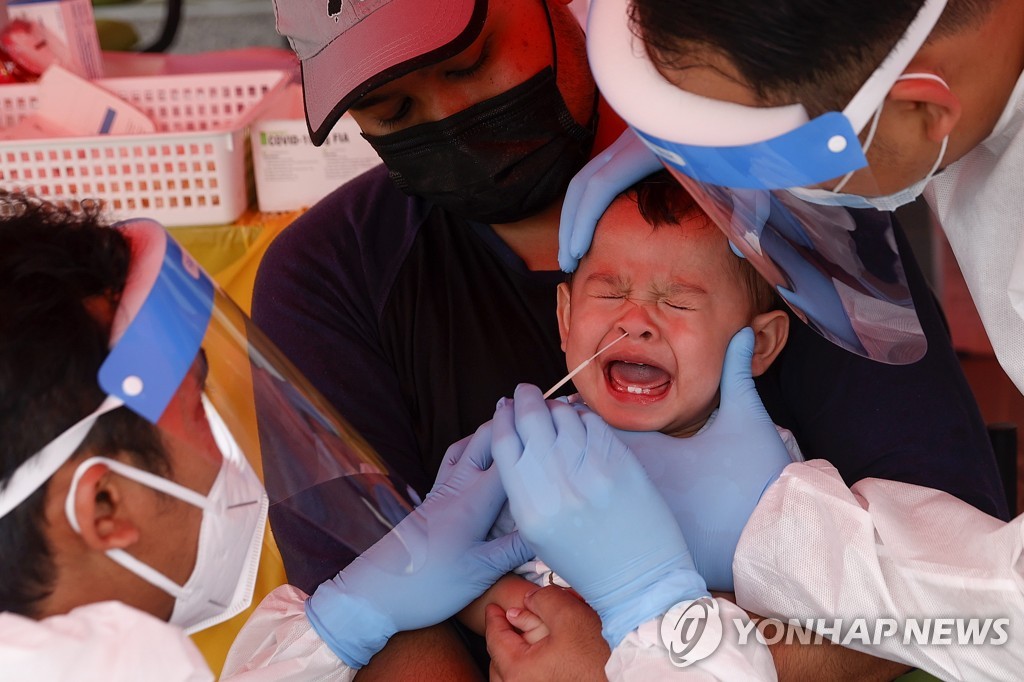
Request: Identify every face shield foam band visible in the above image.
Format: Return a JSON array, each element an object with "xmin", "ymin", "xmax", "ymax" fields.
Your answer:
[
  {"xmin": 0, "ymin": 220, "xmax": 214, "ymax": 520},
  {"xmin": 588, "ymin": 0, "xmax": 948, "ymax": 189}
]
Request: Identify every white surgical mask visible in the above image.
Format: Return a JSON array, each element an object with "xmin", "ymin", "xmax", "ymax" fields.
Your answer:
[
  {"xmin": 789, "ymin": 73, "xmax": 950, "ymax": 212},
  {"xmin": 64, "ymin": 397, "xmax": 268, "ymax": 635}
]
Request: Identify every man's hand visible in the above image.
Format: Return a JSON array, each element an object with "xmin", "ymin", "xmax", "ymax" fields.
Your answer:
[{"xmin": 486, "ymin": 587, "xmax": 609, "ymax": 682}]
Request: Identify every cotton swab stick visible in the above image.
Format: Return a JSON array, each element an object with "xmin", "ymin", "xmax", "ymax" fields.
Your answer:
[{"xmin": 542, "ymin": 332, "xmax": 628, "ymax": 399}]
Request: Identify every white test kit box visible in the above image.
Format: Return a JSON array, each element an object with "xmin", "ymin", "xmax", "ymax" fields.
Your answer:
[
  {"xmin": 8, "ymin": 0, "xmax": 103, "ymax": 78},
  {"xmin": 251, "ymin": 84, "xmax": 382, "ymax": 213}
]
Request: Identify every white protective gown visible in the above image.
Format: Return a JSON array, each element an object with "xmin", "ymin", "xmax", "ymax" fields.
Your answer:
[
  {"xmin": 734, "ymin": 459, "xmax": 1024, "ymax": 681},
  {"xmin": 925, "ymin": 69, "xmax": 1024, "ymax": 393},
  {"xmin": 0, "ymin": 585, "xmax": 775, "ymax": 680},
  {"xmin": 722, "ymin": 68, "xmax": 1024, "ymax": 682},
  {"xmin": 607, "ymin": 598, "xmax": 778, "ymax": 681},
  {"xmin": 0, "ymin": 601, "xmax": 214, "ymax": 682},
  {"xmin": 220, "ymin": 585, "xmax": 356, "ymax": 681},
  {"xmin": 0, "ymin": 589, "xmax": 357, "ymax": 682}
]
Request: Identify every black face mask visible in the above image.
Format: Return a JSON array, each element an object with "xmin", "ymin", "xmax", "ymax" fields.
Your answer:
[{"xmin": 362, "ymin": 67, "xmax": 596, "ymax": 224}]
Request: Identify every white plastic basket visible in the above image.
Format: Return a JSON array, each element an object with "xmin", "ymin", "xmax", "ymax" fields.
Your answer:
[{"xmin": 0, "ymin": 70, "xmax": 290, "ymax": 226}]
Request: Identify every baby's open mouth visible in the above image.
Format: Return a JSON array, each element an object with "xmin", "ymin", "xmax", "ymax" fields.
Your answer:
[{"xmin": 605, "ymin": 360, "xmax": 671, "ymax": 396}]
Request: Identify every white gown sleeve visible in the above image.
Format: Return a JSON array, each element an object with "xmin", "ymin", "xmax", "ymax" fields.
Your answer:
[
  {"xmin": 734, "ymin": 459, "xmax": 1024, "ymax": 682},
  {"xmin": 221, "ymin": 584, "xmax": 356, "ymax": 682},
  {"xmin": 606, "ymin": 598, "xmax": 777, "ymax": 681},
  {"xmin": 0, "ymin": 601, "xmax": 213, "ymax": 682}
]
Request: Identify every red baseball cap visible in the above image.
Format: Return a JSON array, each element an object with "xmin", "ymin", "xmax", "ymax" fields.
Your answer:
[{"xmin": 274, "ymin": 0, "xmax": 488, "ymax": 145}]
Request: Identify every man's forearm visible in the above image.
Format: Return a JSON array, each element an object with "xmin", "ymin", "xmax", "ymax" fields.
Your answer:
[
  {"xmin": 713, "ymin": 590, "xmax": 910, "ymax": 682},
  {"xmin": 762, "ymin": 619, "xmax": 911, "ymax": 682},
  {"xmin": 355, "ymin": 623, "xmax": 484, "ymax": 682}
]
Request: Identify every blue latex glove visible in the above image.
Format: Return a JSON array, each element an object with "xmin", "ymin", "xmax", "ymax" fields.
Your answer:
[
  {"xmin": 434, "ymin": 422, "xmax": 519, "ymax": 538},
  {"xmin": 432, "ymin": 421, "xmax": 492, "ymax": 492},
  {"xmin": 305, "ymin": 426, "xmax": 532, "ymax": 669},
  {"xmin": 558, "ymin": 127, "xmax": 661, "ymax": 272},
  {"xmin": 492, "ymin": 383, "xmax": 709, "ymax": 648},
  {"xmin": 610, "ymin": 327, "xmax": 792, "ymax": 591}
]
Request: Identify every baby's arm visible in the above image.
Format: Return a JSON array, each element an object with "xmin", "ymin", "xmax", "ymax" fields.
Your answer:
[{"xmin": 457, "ymin": 573, "xmax": 540, "ymax": 636}]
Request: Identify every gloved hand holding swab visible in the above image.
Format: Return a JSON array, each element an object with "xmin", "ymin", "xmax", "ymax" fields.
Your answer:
[{"xmin": 542, "ymin": 332, "xmax": 628, "ymax": 399}]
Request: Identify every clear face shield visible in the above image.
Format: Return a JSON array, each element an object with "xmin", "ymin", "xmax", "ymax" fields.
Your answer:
[
  {"xmin": 0, "ymin": 219, "xmax": 415, "ymax": 631},
  {"xmin": 588, "ymin": 0, "xmax": 950, "ymax": 363}
]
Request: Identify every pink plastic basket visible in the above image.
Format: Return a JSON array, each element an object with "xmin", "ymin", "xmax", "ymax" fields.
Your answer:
[{"xmin": 0, "ymin": 70, "xmax": 290, "ymax": 226}]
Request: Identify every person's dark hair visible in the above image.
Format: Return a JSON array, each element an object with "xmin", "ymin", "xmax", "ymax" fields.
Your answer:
[
  {"xmin": 0, "ymin": 192, "xmax": 169, "ymax": 617},
  {"xmin": 630, "ymin": 0, "xmax": 997, "ymax": 117},
  {"xmin": 627, "ymin": 171, "xmax": 780, "ymax": 314}
]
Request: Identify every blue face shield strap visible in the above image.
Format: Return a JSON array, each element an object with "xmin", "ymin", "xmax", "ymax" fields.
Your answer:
[
  {"xmin": 635, "ymin": 113, "xmax": 868, "ymax": 190},
  {"xmin": 98, "ymin": 229, "xmax": 214, "ymax": 424}
]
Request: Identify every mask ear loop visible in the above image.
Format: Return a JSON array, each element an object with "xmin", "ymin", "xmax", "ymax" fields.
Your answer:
[
  {"xmin": 541, "ymin": 0, "xmax": 600, "ymax": 131},
  {"xmin": 541, "ymin": 0, "xmax": 558, "ymax": 79},
  {"xmin": 64, "ymin": 455, "xmax": 213, "ymax": 600},
  {"xmin": 925, "ymin": 134, "xmax": 949, "ymax": 178},
  {"xmin": 897, "ymin": 73, "xmax": 950, "ymax": 181}
]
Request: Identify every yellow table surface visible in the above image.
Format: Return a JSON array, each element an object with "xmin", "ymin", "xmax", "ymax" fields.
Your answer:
[{"xmin": 169, "ymin": 208, "xmax": 303, "ymax": 315}]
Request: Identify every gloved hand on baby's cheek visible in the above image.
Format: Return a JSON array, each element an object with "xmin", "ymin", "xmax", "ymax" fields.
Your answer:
[{"xmin": 612, "ymin": 327, "xmax": 790, "ymax": 591}]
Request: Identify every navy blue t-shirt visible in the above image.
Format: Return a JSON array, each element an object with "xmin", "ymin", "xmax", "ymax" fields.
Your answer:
[{"xmin": 253, "ymin": 165, "xmax": 1008, "ymax": 593}]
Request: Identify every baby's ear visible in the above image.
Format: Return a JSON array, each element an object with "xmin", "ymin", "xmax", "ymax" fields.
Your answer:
[
  {"xmin": 556, "ymin": 282, "xmax": 572, "ymax": 353},
  {"xmin": 749, "ymin": 310, "xmax": 790, "ymax": 377}
]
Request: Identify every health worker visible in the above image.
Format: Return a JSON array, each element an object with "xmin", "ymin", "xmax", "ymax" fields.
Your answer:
[
  {"xmin": 0, "ymin": 192, "xmax": 531, "ymax": 680},
  {"xmin": 553, "ymin": 0, "xmax": 1024, "ymax": 679}
]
